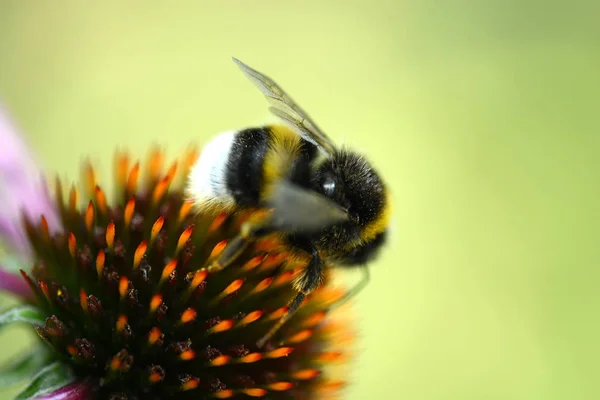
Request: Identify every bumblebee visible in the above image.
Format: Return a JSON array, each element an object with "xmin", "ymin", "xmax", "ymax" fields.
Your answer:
[{"xmin": 187, "ymin": 58, "xmax": 391, "ymax": 347}]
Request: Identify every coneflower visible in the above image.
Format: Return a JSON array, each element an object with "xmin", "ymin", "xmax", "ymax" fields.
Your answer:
[{"xmin": 0, "ymin": 108, "xmax": 353, "ymax": 399}]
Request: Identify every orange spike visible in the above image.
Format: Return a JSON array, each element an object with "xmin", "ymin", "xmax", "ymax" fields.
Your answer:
[
  {"xmin": 261, "ymin": 253, "xmax": 288, "ymax": 270},
  {"xmin": 40, "ymin": 216, "xmax": 49, "ymax": 241},
  {"xmin": 149, "ymin": 294, "xmax": 162, "ymax": 313},
  {"xmin": 287, "ymin": 329, "xmax": 313, "ymax": 344},
  {"xmin": 239, "ymin": 310, "xmax": 263, "ymax": 326},
  {"xmin": 237, "ymin": 209, "xmax": 259, "ymax": 227},
  {"xmin": 148, "ymin": 147, "xmax": 164, "ymax": 182},
  {"xmin": 54, "ymin": 176, "xmax": 64, "ymax": 207},
  {"xmin": 242, "ymin": 255, "xmax": 267, "ymax": 271},
  {"xmin": 181, "ymin": 377, "xmax": 200, "ymax": 391},
  {"xmin": 119, "ymin": 276, "xmax": 129, "ymax": 298},
  {"xmin": 183, "ymin": 146, "xmax": 200, "ymax": 170},
  {"xmin": 105, "ymin": 221, "xmax": 115, "ymax": 250},
  {"xmin": 180, "ymin": 350, "xmax": 195, "ymax": 361},
  {"xmin": 209, "ymin": 240, "xmax": 227, "ymax": 258},
  {"xmin": 133, "ymin": 241, "xmax": 147, "ymax": 269},
  {"xmin": 96, "ymin": 250, "xmax": 105, "ymax": 277},
  {"xmin": 147, "ymin": 327, "xmax": 162, "ymax": 345},
  {"xmin": 267, "ymin": 382, "xmax": 294, "ymax": 391},
  {"xmin": 68, "ymin": 233, "xmax": 77, "ymax": 257},
  {"xmin": 39, "ymin": 282, "xmax": 51, "ymax": 302},
  {"xmin": 176, "ymin": 226, "xmax": 193, "ymax": 254},
  {"xmin": 239, "ymin": 353, "xmax": 262, "ymax": 364},
  {"xmin": 83, "ymin": 162, "xmax": 96, "ymax": 196},
  {"xmin": 180, "ymin": 308, "xmax": 197, "ymax": 324},
  {"xmin": 303, "ymin": 311, "xmax": 327, "ymax": 327},
  {"xmin": 315, "ymin": 287, "xmax": 345, "ymax": 307},
  {"xmin": 223, "ymin": 279, "xmax": 243, "ymax": 295},
  {"xmin": 67, "ymin": 345, "xmax": 78, "ymax": 357},
  {"xmin": 85, "ymin": 201, "xmax": 95, "ymax": 232},
  {"xmin": 126, "ymin": 162, "xmax": 140, "ymax": 194},
  {"xmin": 190, "ymin": 270, "xmax": 208, "ymax": 290},
  {"xmin": 79, "ymin": 289, "xmax": 88, "ymax": 312},
  {"xmin": 152, "ymin": 176, "xmax": 170, "ymax": 204},
  {"xmin": 210, "ymin": 355, "xmax": 231, "ymax": 366},
  {"xmin": 150, "ymin": 216, "xmax": 164, "ymax": 243},
  {"xmin": 209, "ymin": 320, "xmax": 235, "ymax": 334},
  {"xmin": 292, "ymin": 369, "xmax": 321, "ymax": 380},
  {"xmin": 19, "ymin": 271, "xmax": 36, "ymax": 294},
  {"xmin": 114, "ymin": 151, "xmax": 129, "ymax": 188},
  {"xmin": 243, "ymin": 389, "xmax": 267, "ymax": 397},
  {"xmin": 251, "ymin": 277, "xmax": 273, "ymax": 294},
  {"xmin": 116, "ymin": 315, "xmax": 128, "ymax": 332},
  {"xmin": 165, "ymin": 161, "xmax": 178, "ymax": 182},
  {"xmin": 316, "ymin": 351, "xmax": 344, "ymax": 362},
  {"xmin": 161, "ymin": 259, "xmax": 178, "ymax": 281},
  {"xmin": 208, "ymin": 213, "xmax": 228, "ymax": 232},
  {"xmin": 212, "ymin": 390, "xmax": 234, "ymax": 399},
  {"xmin": 321, "ymin": 323, "xmax": 354, "ymax": 345},
  {"xmin": 124, "ymin": 197, "xmax": 135, "ymax": 228},
  {"xmin": 94, "ymin": 186, "xmax": 107, "ymax": 214},
  {"xmin": 149, "ymin": 372, "xmax": 163, "ymax": 384},
  {"xmin": 265, "ymin": 347, "xmax": 293, "ymax": 359},
  {"xmin": 178, "ymin": 201, "xmax": 194, "ymax": 223},
  {"xmin": 273, "ymin": 270, "xmax": 295, "ymax": 287},
  {"xmin": 318, "ymin": 380, "xmax": 346, "ymax": 392},
  {"xmin": 254, "ymin": 237, "xmax": 282, "ymax": 253},
  {"xmin": 267, "ymin": 307, "xmax": 289, "ymax": 321},
  {"xmin": 68, "ymin": 185, "xmax": 78, "ymax": 211},
  {"xmin": 110, "ymin": 357, "xmax": 122, "ymax": 371}
]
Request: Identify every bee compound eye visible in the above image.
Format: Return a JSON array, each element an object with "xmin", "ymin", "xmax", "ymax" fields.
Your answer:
[{"xmin": 322, "ymin": 176, "xmax": 336, "ymax": 196}]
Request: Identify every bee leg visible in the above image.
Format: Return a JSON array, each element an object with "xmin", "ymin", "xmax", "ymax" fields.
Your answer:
[
  {"xmin": 208, "ymin": 221, "xmax": 274, "ymax": 273},
  {"xmin": 329, "ymin": 266, "xmax": 371, "ymax": 310},
  {"xmin": 257, "ymin": 244, "xmax": 323, "ymax": 348}
]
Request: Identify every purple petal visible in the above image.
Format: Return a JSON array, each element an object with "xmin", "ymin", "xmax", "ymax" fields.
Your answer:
[
  {"xmin": 0, "ymin": 104, "xmax": 60, "ymax": 254},
  {"xmin": 34, "ymin": 379, "xmax": 96, "ymax": 400},
  {"xmin": 0, "ymin": 268, "xmax": 31, "ymax": 297}
]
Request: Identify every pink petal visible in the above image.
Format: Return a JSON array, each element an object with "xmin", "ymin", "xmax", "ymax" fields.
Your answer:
[
  {"xmin": 0, "ymin": 268, "xmax": 31, "ymax": 298},
  {"xmin": 0, "ymin": 104, "xmax": 60, "ymax": 254},
  {"xmin": 34, "ymin": 379, "xmax": 96, "ymax": 400}
]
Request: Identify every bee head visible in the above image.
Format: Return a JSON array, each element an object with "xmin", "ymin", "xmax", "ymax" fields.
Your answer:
[{"xmin": 313, "ymin": 150, "xmax": 387, "ymax": 237}]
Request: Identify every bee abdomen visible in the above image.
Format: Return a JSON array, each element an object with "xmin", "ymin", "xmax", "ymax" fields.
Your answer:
[
  {"xmin": 187, "ymin": 127, "xmax": 270, "ymax": 212},
  {"xmin": 187, "ymin": 126, "xmax": 317, "ymax": 213},
  {"xmin": 224, "ymin": 127, "xmax": 271, "ymax": 205}
]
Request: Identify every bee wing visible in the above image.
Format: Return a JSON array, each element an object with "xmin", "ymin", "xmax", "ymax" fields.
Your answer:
[
  {"xmin": 267, "ymin": 181, "xmax": 348, "ymax": 233},
  {"xmin": 233, "ymin": 57, "xmax": 337, "ymax": 155}
]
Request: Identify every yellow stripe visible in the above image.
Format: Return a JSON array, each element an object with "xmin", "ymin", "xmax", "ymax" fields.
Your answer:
[
  {"xmin": 356, "ymin": 192, "xmax": 392, "ymax": 244},
  {"xmin": 261, "ymin": 125, "xmax": 303, "ymax": 200}
]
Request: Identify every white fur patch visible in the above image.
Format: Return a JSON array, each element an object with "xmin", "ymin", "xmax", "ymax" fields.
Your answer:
[{"xmin": 186, "ymin": 130, "xmax": 237, "ymax": 212}]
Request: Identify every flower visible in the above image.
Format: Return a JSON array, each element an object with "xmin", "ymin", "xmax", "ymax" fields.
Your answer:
[
  {"xmin": 0, "ymin": 106, "xmax": 60, "ymax": 298},
  {"xmin": 0, "ymin": 109, "xmax": 353, "ymax": 399},
  {"xmin": 0, "ymin": 107, "xmax": 60, "ymax": 249}
]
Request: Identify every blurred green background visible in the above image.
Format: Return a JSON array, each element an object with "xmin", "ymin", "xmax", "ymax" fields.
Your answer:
[{"xmin": 1, "ymin": 1, "xmax": 599, "ymax": 399}]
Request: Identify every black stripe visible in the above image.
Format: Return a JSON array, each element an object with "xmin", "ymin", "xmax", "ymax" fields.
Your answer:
[
  {"xmin": 288, "ymin": 138, "xmax": 319, "ymax": 189},
  {"xmin": 298, "ymin": 138, "xmax": 318, "ymax": 160},
  {"xmin": 225, "ymin": 127, "xmax": 270, "ymax": 206}
]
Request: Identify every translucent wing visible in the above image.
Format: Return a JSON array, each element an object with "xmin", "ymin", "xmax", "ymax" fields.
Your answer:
[
  {"xmin": 267, "ymin": 180, "xmax": 348, "ymax": 233},
  {"xmin": 233, "ymin": 57, "xmax": 337, "ymax": 155}
]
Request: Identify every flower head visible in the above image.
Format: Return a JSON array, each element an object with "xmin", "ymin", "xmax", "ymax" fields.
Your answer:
[{"xmin": 0, "ymin": 112, "xmax": 353, "ymax": 399}]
